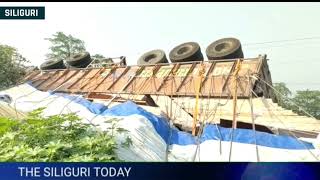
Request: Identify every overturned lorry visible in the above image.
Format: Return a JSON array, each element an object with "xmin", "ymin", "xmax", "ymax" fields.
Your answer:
[{"xmin": 9, "ymin": 37, "xmax": 320, "ymax": 162}]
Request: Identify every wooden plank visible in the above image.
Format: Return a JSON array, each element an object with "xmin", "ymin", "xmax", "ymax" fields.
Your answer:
[
  {"xmin": 80, "ymin": 68, "xmax": 114, "ymax": 92},
  {"xmin": 161, "ymin": 64, "xmax": 194, "ymax": 94},
  {"xmin": 236, "ymin": 59, "xmax": 261, "ymax": 96},
  {"xmin": 151, "ymin": 95, "xmax": 194, "ymax": 132},
  {"xmin": 55, "ymin": 70, "xmax": 86, "ymax": 92},
  {"xmin": 40, "ymin": 70, "xmax": 70, "ymax": 90},
  {"xmin": 22, "ymin": 57, "xmax": 269, "ymax": 98},
  {"xmin": 174, "ymin": 97, "xmax": 320, "ymax": 133},
  {"xmin": 32, "ymin": 71, "xmax": 59, "ymax": 88},
  {"xmin": 66, "ymin": 70, "xmax": 91, "ymax": 91},
  {"xmin": 89, "ymin": 68, "xmax": 114, "ymax": 91},
  {"xmin": 125, "ymin": 65, "xmax": 162, "ymax": 94},
  {"xmin": 199, "ymin": 61, "xmax": 216, "ymax": 93},
  {"xmin": 23, "ymin": 71, "xmax": 40, "ymax": 81},
  {"xmin": 48, "ymin": 70, "xmax": 79, "ymax": 90},
  {"xmin": 105, "ymin": 66, "xmax": 132, "ymax": 92},
  {"xmin": 79, "ymin": 69, "xmax": 104, "ymax": 90},
  {"xmin": 175, "ymin": 63, "xmax": 197, "ymax": 93},
  {"xmin": 201, "ymin": 61, "xmax": 236, "ymax": 97},
  {"xmin": 156, "ymin": 64, "xmax": 179, "ymax": 93}
]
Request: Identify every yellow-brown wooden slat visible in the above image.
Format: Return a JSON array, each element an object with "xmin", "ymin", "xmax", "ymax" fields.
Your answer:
[
  {"xmin": 56, "ymin": 70, "xmax": 87, "ymax": 92},
  {"xmin": 79, "ymin": 68, "xmax": 111, "ymax": 93},
  {"xmin": 236, "ymin": 59, "xmax": 261, "ymax": 96},
  {"xmin": 162, "ymin": 63, "xmax": 196, "ymax": 95},
  {"xmin": 153, "ymin": 64, "xmax": 176, "ymax": 94},
  {"xmin": 23, "ymin": 57, "xmax": 271, "ymax": 98},
  {"xmin": 97, "ymin": 66, "xmax": 134, "ymax": 93},
  {"xmin": 175, "ymin": 63, "xmax": 198, "ymax": 96},
  {"xmin": 67, "ymin": 69, "xmax": 99, "ymax": 93},
  {"xmin": 205, "ymin": 61, "xmax": 235, "ymax": 97},
  {"xmin": 32, "ymin": 71, "xmax": 58, "ymax": 88},
  {"xmin": 124, "ymin": 65, "xmax": 160, "ymax": 95},
  {"xmin": 37, "ymin": 70, "xmax": 66, "ymax": 90},
  {"xmin": 23, "ymin": 70, "xmax": 41, "ymax": 82}
]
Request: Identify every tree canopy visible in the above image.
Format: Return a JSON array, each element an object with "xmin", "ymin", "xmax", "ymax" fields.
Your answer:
[
  {"xmin": 274, "ymin": 83, "xmax": 320, "ymax": 119},
  {"xmin": 0, "ymin": 44, "xmax": 29, "ymax": 89},
  {"xmin": 291, "ymin": 90, "xmax": 320, "ymax": 119},
  {"xmin": 92, "ymin": 54, "xmax": 105, "ymax": 59},
  {"xmin": 273, "ymin": 82, "xmax": 292, "ymax": 109},
  {"xmin": 45, "ymin": 32, "xmax": 86, "ymax": 60}
]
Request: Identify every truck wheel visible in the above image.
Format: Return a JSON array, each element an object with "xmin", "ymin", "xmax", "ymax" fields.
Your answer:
[
  {"xmin": 169, "ymin": 42, "xmax": 203, "ymax": 63},
  {"xmin": 137, "ymin": 49, "xmax": 168, "ymax": 65},
  {"xmin": 70, "ymin": 60, "xmax": 92, "ymax": 68},
  {"xmin": 66, "ymin": 52, "xmax": 92, "ymax": 67},
  {"xmin": 206, "ymin": 38, "xmax": 244, "ymax": 60},
  {"xmin": 40, "ymin": 59, "xmax": 66, "ymax": 70}
]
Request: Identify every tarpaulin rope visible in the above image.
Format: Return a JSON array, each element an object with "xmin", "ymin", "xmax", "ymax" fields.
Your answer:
[
  {"xmin": 248, "ymin": 73, "xmax": 260, "ymax": 162},
  {"xmin": 249, "ymin": 80, "xmax": 319, "ymax": 161},
  {"xmin": 192, "ymin": 63, "xmax": 205, "ymax": 136},
  {"xmin": 228, "ymin": 59, "xmax": 242, "ymax": 162}
]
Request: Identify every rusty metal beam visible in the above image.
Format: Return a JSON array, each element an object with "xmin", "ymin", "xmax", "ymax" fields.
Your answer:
[
  {"xmin": 176, "ymin": 63, "xmax": 197, "ymax": 93},
  {"xmin": 66, "ymin": 70, "xmax": 91, "ymax": 90},
  {"xmin": 90, "ymin": 68, "xmax": 115, "ymax": 91},
  {"xmin": 199, "ymin": 61, "xmax": 216, "ymax": 92},
  {"xmin": 34, "ymin": 71, "xmax": 59, "ymax": 88},
  {"xmin": 156, "ymin": 63, "xmax": 180, "ymax": 92},
  {"xmin": 44, "ymin": 70, "xmax": 70, "ymax": 89},
  {"xmin": 221, "ymin": 60, "xmax": 239, "ymax": 95},
  {"xmin": 107, "ymin": 66, "xmax": 131, "ymax": 90}
]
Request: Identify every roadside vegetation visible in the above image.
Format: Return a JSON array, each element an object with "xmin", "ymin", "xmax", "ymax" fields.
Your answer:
[
  {"xmin": 0, "ymin": 44, "xmax": 29, "ymax": 89},
  {"xmin": 274, "ymin": 83, "xmax": 320, "ymax": 119},
  {"xmin": 0, "ymin": 108, "xmax": 124, "ymax": 162}
]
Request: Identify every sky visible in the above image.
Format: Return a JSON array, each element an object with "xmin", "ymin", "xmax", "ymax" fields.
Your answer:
[{"xmin": 0, "ymin": 2, "xmax": 320, "ymax": 92}]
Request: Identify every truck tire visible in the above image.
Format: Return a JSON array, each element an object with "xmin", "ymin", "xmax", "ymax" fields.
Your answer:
[
  {"xmin": 40, "ymin": 59, "xmax": 66, "ymax": 70},
  {"xmin": 66, "ymin": 52, "xmax": 92, "ymax": 67},
  {"xmin": 70, "ymin": 60, "xmax": 92, "ymax": 68},
  {"xmin": 169, "ymin": 42, "xmax": 203, "ymax": 63},
  {"xmin": 137, "ymin": 49, "xmax": 168, "ymax": 65},
  {"xmin": 206, "ymin": 38, "xmax": 244, "ymax": 60}
]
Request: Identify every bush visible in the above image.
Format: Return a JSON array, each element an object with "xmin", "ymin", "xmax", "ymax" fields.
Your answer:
[{"xmin": 0, "ymin": 108, "xmax": 122, "ymax": 162}]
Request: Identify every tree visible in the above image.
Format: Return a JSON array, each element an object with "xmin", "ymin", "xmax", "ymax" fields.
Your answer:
[
  {"xmin": 273, "ymin": 82, "xmax": 292, "ymax": 109},
  {"xmin": 0, "ymin": 44, "xmax": 29, "ymax": 89},
  {"xmin": 291, "ymin": 90, "xmax": 320, "ymax": 119},
  {"xmin": 273, "ymin": 83, "xmax": 320, "ymax": 120},
  {"xmin": 92, "ymin": 54, "xmax": 105, "ymax": 59},
  {"xmin": 45, "ymin": 32, "xmax": 86, "ymax": 60}
]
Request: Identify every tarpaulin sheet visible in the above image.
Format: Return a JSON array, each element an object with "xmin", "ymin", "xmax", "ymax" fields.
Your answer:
[
  {"xmin": 99, "ymin": 101, "xmax": 314, "ymax": 149},
  {"xmin": 16, "ymin": 83, "xmax": 315, "ymax": 150},
  {"xmin": 201, "ymin": 125, "xmax": 314, "ymax": 149},
  {"xmin": 52, "ymin": 93, "xmax": 107, "ymax": 114}
]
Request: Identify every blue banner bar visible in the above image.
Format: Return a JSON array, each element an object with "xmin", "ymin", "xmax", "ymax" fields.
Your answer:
[
  {"xmin": 0, "ymin": 7, "xmax": 45, "ymax": 20},
  {"xmin": 0, "ymin": 162, "xmax": 319, "ymax": 180}
]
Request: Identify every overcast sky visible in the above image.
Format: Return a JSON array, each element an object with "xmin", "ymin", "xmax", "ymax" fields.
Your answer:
[{"xmin": 1, "ymin": 2, "xmax": 320, "ymax": 92}]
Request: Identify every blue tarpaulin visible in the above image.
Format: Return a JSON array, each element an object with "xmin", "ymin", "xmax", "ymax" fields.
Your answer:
[
  {"xmin": 100, "ymin": 101, "xmax": 314, "ymax": 149},
  {"xmin": 31, "ymin": 84, "xmax": 314, "ymax": 150},
  {"xmin": 201, "ymin": 125, "xmax": 314, "ymax": 149}
]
